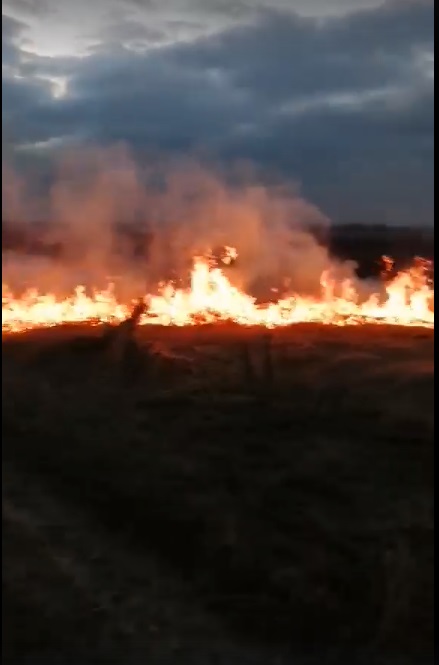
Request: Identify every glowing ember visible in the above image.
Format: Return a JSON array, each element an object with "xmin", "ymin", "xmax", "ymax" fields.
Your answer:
[{"xmin": 2, "ymin": 252, "xmax": 434, "ymax": 333}]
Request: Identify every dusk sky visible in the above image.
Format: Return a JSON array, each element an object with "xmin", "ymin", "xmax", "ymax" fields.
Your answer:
[{"xmin": 2, "ymin": 0, "xmax": 434, "ymax": 226}]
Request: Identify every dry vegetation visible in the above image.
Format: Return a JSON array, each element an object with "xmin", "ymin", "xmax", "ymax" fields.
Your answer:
[{"xmin": 2, "ymin": 321, "xmax": 434, "ymax": 664}]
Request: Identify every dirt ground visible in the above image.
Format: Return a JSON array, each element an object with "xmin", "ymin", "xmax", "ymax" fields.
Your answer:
[{"xmin": 2, "ymin": 322, "xmax": 434, "ymax": 664}]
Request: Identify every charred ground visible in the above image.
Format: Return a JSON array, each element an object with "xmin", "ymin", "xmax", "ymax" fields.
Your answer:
[{"xmin": 2, "ymin": 319, "xmax": 434, "ymax": 665}]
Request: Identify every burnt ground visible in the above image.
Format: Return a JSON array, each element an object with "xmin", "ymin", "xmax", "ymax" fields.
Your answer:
[{"xmin": 2, "ymin": 322, "xmax": 434, "ymax": 664}]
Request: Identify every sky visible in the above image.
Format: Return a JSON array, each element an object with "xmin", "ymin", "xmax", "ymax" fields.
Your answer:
[{"xmin": 2, "ymin": 0, "xmax": 434, "ymax": 226}]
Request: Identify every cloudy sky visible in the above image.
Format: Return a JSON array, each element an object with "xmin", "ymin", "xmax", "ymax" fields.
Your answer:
[{"xmin": 2, "ymin": 0, "xmax": 434, "ymax": 226}]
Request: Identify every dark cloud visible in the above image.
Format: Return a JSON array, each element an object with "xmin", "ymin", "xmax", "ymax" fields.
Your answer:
[
  {"xmin": 2, "ymin": 0, "xmax": 434, "ymax": 225},
  {"xmin": 2, "ymin": 14, "xmax": 27, "ymax": 66},
  {"xmin": 2, "ymin": 0, "xmax": 51, "ymax": 16}
]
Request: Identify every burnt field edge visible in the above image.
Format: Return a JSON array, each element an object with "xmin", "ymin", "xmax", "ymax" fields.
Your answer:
[{"xmin": 2, "ymin": 319, "xmax": 434, "ymax": 346}]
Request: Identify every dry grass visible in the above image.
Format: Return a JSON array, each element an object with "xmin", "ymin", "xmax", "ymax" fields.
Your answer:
[{"xmin": 2, "ymin": 323, "xmax": 434, "ymax": 664}]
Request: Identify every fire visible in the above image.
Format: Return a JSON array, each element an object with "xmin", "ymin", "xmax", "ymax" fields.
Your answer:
[{"xmin": 2, "ymin": 252, "xmax": 434, "ymax": 334}]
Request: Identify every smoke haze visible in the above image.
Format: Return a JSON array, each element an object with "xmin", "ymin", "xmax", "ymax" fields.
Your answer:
[{"xmin": 2, "ymin": 147, "xmax": 361, "ymax": 301}]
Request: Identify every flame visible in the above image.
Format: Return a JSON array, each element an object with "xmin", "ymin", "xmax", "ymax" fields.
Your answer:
[{"xmin": 2, "ymin": 252, "xmax": 434, "ymax": 334}]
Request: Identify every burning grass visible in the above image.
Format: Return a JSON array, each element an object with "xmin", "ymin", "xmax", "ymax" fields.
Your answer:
[
  {"xmin": 2, "ymin": 320, "xmax": 434, "ymax": 664},
  {"xmin": 1, "ymin": 252, "xmax": 434, "ymax": 334}
]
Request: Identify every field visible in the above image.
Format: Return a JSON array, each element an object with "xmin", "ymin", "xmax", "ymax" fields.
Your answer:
[{"xmin": 2, "ymin": 321, "xmax": 434, "ymax": 664}]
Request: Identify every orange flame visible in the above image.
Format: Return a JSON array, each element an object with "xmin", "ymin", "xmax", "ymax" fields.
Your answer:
[{"xmin": 2, "ymin": 252, "xmax": 434, "ymax": 333}]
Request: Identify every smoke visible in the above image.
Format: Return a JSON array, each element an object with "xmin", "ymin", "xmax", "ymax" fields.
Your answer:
[
  {"xmin": 2, "ymin": 164, "xmax": 31, "ymax": 224},
  {"xmin": 2, "ymin": 146, "xmax": 358, "ymax": 300}
]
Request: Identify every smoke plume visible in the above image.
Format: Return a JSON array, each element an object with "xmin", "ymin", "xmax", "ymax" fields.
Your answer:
[{"xmin": 2, "ymin": 146, "xmax": 358, "ymax": 300}]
